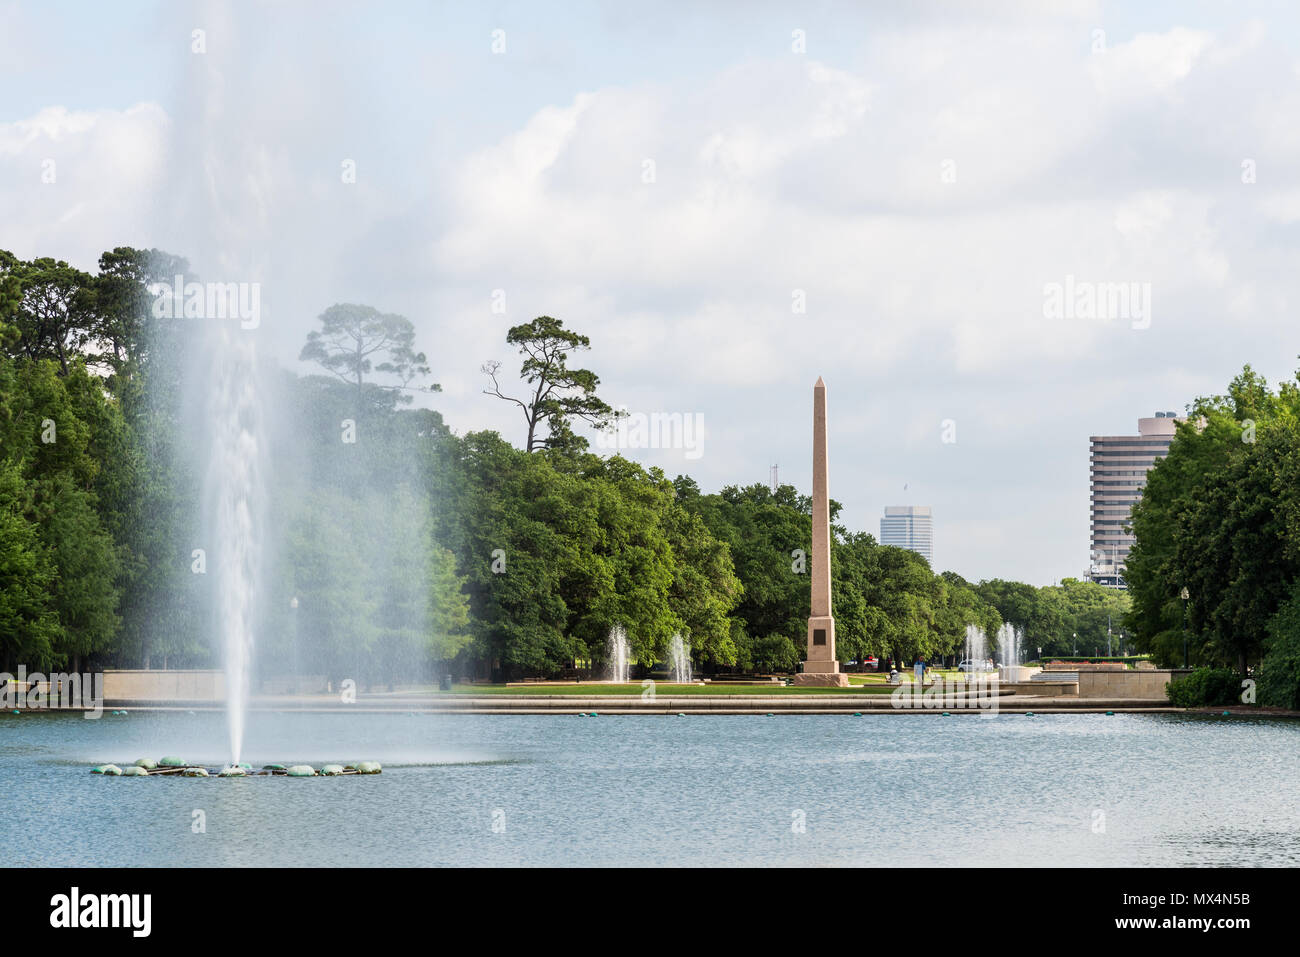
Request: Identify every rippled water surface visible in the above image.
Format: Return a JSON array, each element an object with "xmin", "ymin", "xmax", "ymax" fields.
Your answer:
[{"xmin": 2, "ymin": 710, "xmax": 1296, "ymax": 866}]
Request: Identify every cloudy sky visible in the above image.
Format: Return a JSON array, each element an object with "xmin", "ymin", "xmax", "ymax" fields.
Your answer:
[{"xmin": 4, "ymin": 0, "xmax": 1299, "ymax": 585}]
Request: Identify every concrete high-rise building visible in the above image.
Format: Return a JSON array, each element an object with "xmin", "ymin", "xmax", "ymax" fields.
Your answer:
[
  {"xmin": 880, "ymin": 506, "xmax": 933, "ymax": 563},
  {"xmin": 1089, "ymin": 412, "xmax": 1183, "ymax": 588}
]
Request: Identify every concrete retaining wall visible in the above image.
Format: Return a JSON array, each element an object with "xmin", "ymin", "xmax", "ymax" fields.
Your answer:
[
  {"xmin": 1077, "ymin": 669, "xmax": 1188, "ymax": 699},
  {"xmin": 103, "ymin": 669, "xmax": 224, "ymax": 702}
]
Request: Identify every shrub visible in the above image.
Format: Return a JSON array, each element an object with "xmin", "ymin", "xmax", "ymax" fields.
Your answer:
[
  {"xmin": 750, "ymin": 634, "xmax": 800, "ymax": 673},
  {"xmin": 1166, "ymin": 667, "xmax": 1243, "ymax": 707},
  {"xmin": 1258, "ymin": 588, "xmax": 1300, "ymax": 709}
]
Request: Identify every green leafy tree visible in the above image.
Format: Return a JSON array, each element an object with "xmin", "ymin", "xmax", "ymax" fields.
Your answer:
[
  {"xmin": 482, "ymin": 316, "xmax": 620, "ymax": 452},
  {"xmin": 428, "ymin": 543, "xmax": 471, "ymax": 663},
  {"xmin": 447, "ymin": 432, "xmax": 578, "ymax": 678},
  {"xmin": 681, "ymin": 482, "xmax": 811, "ymax": 668},
  {"xmin": 934, "ymin": 571, "xmax": 1003, "ymax": 662},
  {"xmin": 1043, "ymin": 578, "xmax": 1131, "ymax": 657},
  {"xmin": 300, "ymin": 303, "xmax": 436, "ymax": 405},
  {"xmin": 0, "ymin": 462, "xmax": 59, "ymax": 669},
  {"xmin": 89, "ymin": 246, "xmax": 193, "ymax": 380},
  {"xmin": 1127, "ymin": 366, "xmax": 1300, "ymax": 669},
  {"xmin": 0, "ymin": 255, "xmax": 98, "ymax": 375},
  {"xmin": 1258, "ymin": 581, "xmax": 1300, "ymax": 709},
  {"xmin": 977, "ymin": 579, "xmax": 1067, "ymax": 655},
  {"xmin": 0, "ymin": 356, "xmax": 121, "ymax": 669},
  {"xmin": 661, "ymin": 490, "xmax": 742, "ymax": 666}
]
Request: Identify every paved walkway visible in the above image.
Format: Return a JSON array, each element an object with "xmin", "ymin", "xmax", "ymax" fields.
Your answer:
[{"xmin": 91, "ymin": 691, "xmax": 1185, "ymax": 715}]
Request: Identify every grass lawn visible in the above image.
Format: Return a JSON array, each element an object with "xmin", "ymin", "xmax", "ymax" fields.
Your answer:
[{"xmin": 443, "ymin": 682, "xmax": 900, "ymax": 695}]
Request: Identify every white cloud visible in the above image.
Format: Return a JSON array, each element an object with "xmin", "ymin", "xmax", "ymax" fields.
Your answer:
[
  {"xmin": 1088, "ymin": 27, "xmax": 1214, "ymax": 97},
  {"xmin": 0, "ymin": 103, "xmax": 168, "ymax": 265}
]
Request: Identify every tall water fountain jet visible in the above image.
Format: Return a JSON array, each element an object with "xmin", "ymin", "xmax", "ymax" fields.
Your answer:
[
  {"xmin": 964, "ymin": 623, "xmax": 987, "ymax": 680},
  {"xmin": 205, "ymin": 324, "xmax": 265, "ymax": 767},
  {"xmin": 606, "ymin": 625, "xmax": 630, "ymax": 683},
  {"xmin": 997, "ymin": 623, "xmax": 1025, "ymax": 681},
  {"xmin": 997, "ymin": 623, "xmax": 1021, "ymax": 668},
  {"xmin": 667, "ymin": 633, "xmax": 692, "ymax": 683}
]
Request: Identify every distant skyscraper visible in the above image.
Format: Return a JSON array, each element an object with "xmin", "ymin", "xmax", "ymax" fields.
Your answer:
[
  {"xmin": 880, "ymin": 506, "xmax": 933, "ymax": 563},
  {"xmin": 1089, "ymin": 412, "xmax": 1183, "ymax": 588}
]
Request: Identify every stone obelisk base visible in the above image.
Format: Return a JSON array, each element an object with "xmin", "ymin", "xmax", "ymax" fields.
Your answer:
[
  {"xmin": 792, "ymin": 671, "xmax": 850, "ymax": 687},
  {"xmin": 793, "ymin": 615, "xmax": 850, "ymax": 686}
]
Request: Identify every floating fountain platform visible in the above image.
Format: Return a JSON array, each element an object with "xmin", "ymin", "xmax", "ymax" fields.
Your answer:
[{"xmin": 91, "ymin": 759, "xmax": 381, "ymax": 777}]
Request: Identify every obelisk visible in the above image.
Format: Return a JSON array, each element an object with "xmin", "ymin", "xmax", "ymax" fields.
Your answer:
[{"xmin": 795, "ymin": 376, "xmax": 849, "ymax": 686}]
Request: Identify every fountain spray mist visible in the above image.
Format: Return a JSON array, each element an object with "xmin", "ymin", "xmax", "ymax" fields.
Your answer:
[
  {"xmin": 964, "ymin": 623, "xmax": 987, "ymax": 678},
  {"xmin": 607, "ymin": 625, "xmax": 630, "ymax": 683},
  {"xmin": 997, "ymin": 623, "xmax": 1021, "ymax": 669},
  {"xmin": 206, "ymin": 324, "xmax": 265, "ymax": 767},
  {"xmin": 668, "ymin": 633, "xmax": 692, "ymax": 683}
]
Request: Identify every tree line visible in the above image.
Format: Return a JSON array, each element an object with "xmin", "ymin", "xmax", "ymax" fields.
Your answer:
[{"xmin": 1, "ymin": 245, "xmax": 1131, "ymax": 683}]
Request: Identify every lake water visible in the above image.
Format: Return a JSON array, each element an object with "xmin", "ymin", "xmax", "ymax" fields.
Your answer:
[{"xmin": 3, "ymin": 710, "xmax": 1296, "ymax": 866}]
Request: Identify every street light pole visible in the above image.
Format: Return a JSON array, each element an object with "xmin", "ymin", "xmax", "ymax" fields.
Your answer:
[
  {"xmin": 289, "ymin": 595, "xmax": 301, "ymax": 695},
  {"xmin": 1180, "ymin": 587, "xmax": 1189, "ymax": 669}
]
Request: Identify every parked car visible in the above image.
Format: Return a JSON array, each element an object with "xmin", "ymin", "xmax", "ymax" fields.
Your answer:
[{"xmin": 957, "ymin": 659, "xmax": 996, "ymax": 673}]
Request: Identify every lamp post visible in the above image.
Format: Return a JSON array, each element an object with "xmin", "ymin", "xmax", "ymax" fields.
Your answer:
[
  {"xmin": 1072, "ymin": 633, "xmax": 1077, "ymax": 656},
  {"xmin": 290, "ymin": 596, "xmax": 299, "ymax": 695},
  {"xmin": 1180, "ymin": 587, "xmax": 1189, "ymax": 669}
]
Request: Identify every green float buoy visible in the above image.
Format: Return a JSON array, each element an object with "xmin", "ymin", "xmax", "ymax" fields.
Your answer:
[
  {"xmin": 159, "ymin": 756, "xmax": 186, "ymax": 767},
  {"xmin": 677, "ymin": 713, "xmax": 686, "ymax": 717},
  {"xmin": 90, "ymin": 764, "xmax": 122, "ymax": 775},
  {"xmin": 589, "ymin": 712, "xmax": 597, "ymax": 717},
  {"xmin": 182, "ymin": 767, "xmax": 208, "ymax": 777},
  {"xmin": 1106, "ymin": 711, "xmax": 1114, "ymax": 716},
  {"xmin": 355, "ymin": 761, "xmax": 382, "ymax": 775},
  {"xmin": 1025, "ymin": 712, "xmax": 1035, "ymax": 716},
  {"xmin": 262, "ymin": 764, "xmax": 286, "ymax": 771},
  {"xmin": 135, "ymin": 758, "xmax": 158, "ymax": 770},
  {"xmin": 942, "ymin": 712, "xmax": 951, "ymax": 716},
  {"xmin": 1222, "ymin": 710, "xmax": 1231, "ymax": 716},
  {"xmin": 320, "ymin": 764, "xmax": 345, "ymax": 776},
  {"xmin": 286, "ymin": 765, "xmax": 316, "ymax": 777},
  {"xmin": 853, "ymin": 712, "xmax": 862, "ymax": 717},
  {"xmin": 121, "ymin": 766, "xmax": 148, "ymax": 776},
  {"xmin": 217, "ymin": 766, "xmax": 247, "ymax": 777}
]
